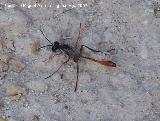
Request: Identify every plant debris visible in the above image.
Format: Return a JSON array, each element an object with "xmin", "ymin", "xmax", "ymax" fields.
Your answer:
[
  {"xmin": 31, "ymin": 41, "xmax": 40, "ymax": 55},
  {"xmin": 6, "ymin": 85, "xmax": 26, "ymax": 96}
]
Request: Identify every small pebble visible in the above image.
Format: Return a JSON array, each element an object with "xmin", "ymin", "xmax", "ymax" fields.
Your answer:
[
  {"xmin": 9, "ymin": 59, "xmax": 25, "ymax": 73},
  {"xmin": 52, "ymin": 98, "xmax": 61, "ymax": 104},
  {"xmin": 64, "ymin": 105, "xmax": 69, "ymax": 109},
  {"xmin": 6, "ymin": 85, "xmax": 26, "ymax": 96}
]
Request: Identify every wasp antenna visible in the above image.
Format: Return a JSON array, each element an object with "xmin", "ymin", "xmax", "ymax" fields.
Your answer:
[
  {"xmin": 39, "ymin": 28, "xmax": 54, "ymax": 45},
  {"xmin": 37, "ymin": 45, "xmax": 53, "ymax": 50}
]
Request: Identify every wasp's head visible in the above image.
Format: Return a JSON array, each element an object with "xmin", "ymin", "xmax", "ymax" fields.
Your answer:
[{"xmin": 52, "ymin": 41, "xmax": 60, "ymax": 51}]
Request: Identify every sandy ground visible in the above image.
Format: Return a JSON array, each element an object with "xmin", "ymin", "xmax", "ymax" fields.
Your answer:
[{"xmin": 0, "ymin": 0, "xmax": 160, "ymax": 121}]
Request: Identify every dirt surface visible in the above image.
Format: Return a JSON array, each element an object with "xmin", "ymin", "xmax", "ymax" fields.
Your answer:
[{"xmin": 0, "ymin": 0, "xmax": 160, "ymax": 121}]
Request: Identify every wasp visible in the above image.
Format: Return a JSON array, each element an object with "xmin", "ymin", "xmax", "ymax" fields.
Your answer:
[{"xmin": 38, "ymin": 23, "xmax": 116, "ymax": 91}]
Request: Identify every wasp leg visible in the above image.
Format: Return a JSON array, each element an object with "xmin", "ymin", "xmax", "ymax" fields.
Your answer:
[
  {"xmin": 80, "ymin": 45, "xmax": 103, "ymax": 55},
  {"xmin": 74, "ymin": 62, "xmax": 79, "ymax": 92},
  {"xmin": 43, "ymin": 51, "xmax": 62, "ymax": 63},
  {"xmin": 45, "ymin": 57, "xmax": 70, "ymax": 79}
]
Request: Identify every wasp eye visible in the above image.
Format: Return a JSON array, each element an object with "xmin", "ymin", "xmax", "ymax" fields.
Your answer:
[
  {"xmin": 52, "ymin": 41, "xmax": 60, "ymax": 51},
  {"xmin": 54, "ymin": 41, "xmax": 59, "ymax": 47}
]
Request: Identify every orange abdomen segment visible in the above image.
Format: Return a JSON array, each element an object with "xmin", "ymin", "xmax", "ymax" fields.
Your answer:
[{"xmin": 97, "ymin": 60, "xmax": 116, "ymax": 67}]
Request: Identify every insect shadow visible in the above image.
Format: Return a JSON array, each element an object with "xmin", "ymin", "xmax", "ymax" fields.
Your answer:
[{"xmin": 38, "ymin": 23, "xmax": 116, "ymax": 92}]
